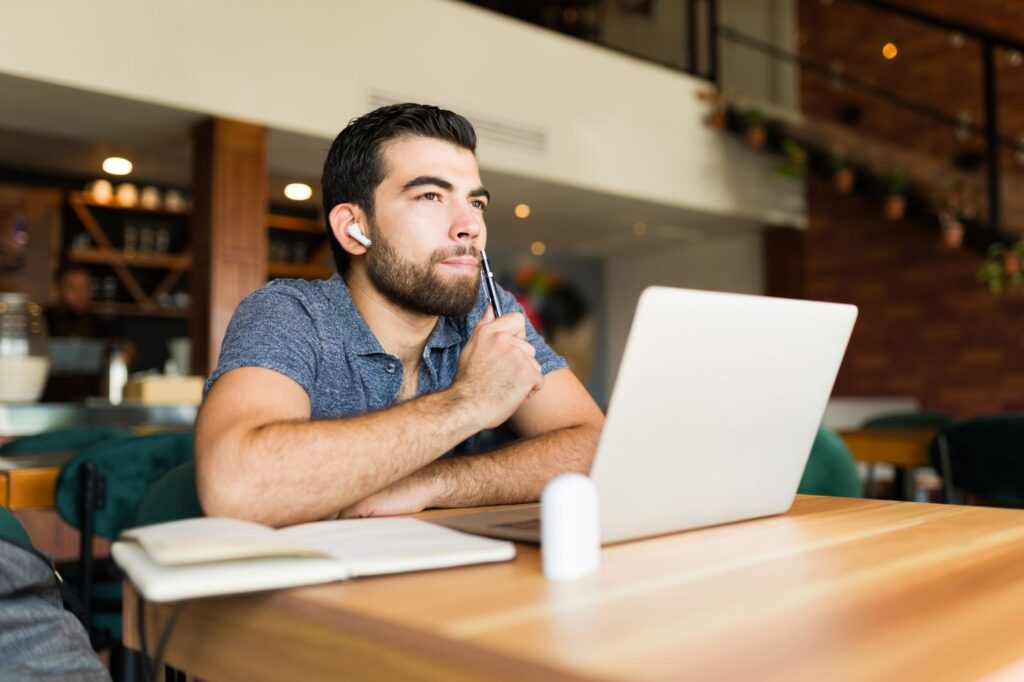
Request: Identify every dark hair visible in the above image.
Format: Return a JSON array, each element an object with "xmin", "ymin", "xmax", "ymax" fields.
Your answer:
[{"xmin": 321, "ymin": 103, "xmax": 477, "ymax": 274}]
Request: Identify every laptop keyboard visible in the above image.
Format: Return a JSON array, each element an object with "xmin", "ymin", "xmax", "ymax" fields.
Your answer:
[{"xmin": 495, "ymin": 518, "xmax": 540, "ymax": 531}]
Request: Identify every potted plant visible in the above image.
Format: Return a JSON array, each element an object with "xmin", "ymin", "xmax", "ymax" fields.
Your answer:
[
  {"xmin": 978, "ymin": 244, "xmax": 1007, "ymax": 294},
  {"xmin": 939, "ymin": 211, "xmax": 964, "ymax": 248},
  {"xmin": 775, "ymin": 138, "xmax": 807, "ymax": 179},
  {"xmin": 882, "ymin": 171, "xmax": 908, "ymax": 220},
  {"xmin": 698, "ymin": 88, "xmax": 727, "ymax": 130},
  {"xmin": 742, "ymin": 107, "xmax": 766, "ymax": 150},
  {"xmin": 829, "ymin": 150, "xmax": 855, "ymax": 194}
]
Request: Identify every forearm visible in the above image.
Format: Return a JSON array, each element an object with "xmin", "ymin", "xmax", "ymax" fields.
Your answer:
[
  {"xmin": 424, "ymin": 423, "xmax": 601, "ymax": 508},
  {"xmin": 199, "ymin": 388, "xmax": 480, "ymax": 526}
]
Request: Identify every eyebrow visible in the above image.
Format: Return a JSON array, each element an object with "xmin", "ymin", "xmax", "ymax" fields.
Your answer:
[{"xmin": 401, "ymin": 176, "xmax": 490, "ymax": 203}]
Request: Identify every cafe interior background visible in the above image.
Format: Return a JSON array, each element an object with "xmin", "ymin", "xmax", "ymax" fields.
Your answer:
[{"xmin": 3, "ymin": 0, "xmax": 1024, "ymax": 532}]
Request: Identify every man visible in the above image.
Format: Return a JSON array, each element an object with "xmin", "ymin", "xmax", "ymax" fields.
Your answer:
[
  {"xmin": 196, "ymin": 103, "xmax": 604, "ymax": 526},
  {"xmin": 43, "ymin": 264, "xmax": 117, "ymax": 402},
  {"xmin": 45, "ymin": 264, "xmax": 109, "ymax": 338}
]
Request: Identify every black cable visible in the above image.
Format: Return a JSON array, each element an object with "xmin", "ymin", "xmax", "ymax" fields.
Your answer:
[
  {"xmin": 136, "ymin": 594, "xmax": 154, "ymax": 682},
  {"xmin": 151, "ymin": 603, "xmax": 186, "ymax": 680},
  {"xmin": 135, "ymin": 588, "xmax": 186, "ymax": 682}
]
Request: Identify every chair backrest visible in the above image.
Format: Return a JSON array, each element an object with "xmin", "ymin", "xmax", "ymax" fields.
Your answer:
[
  {"xmin": 0, "ymin": 426, "xmax": 130, "ymax": 454},
  {"xmin": 862, "ymin": 410, "xmax": 955, "ymax": 430},
  {"xmin": 929, "ymin": 415, "xmax": 1024, "ymax": 507},
  {"xmin": 55, "ymin": 431, "xmax": 194, "ymax": 539},
  {"xmin": 136, "ymin": 460, "xmax": 203, "ymax": 527},
  {"xmin": 798, "ymin": 427, "xmax": 863, "ymax": 498},
  {"xmin": 0, "ymin": 505, "xmax": 32, "ymax": 548}
]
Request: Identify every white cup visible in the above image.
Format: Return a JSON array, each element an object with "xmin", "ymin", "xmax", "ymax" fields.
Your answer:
[{"xmin": 541, "ymin": 473, "xmax": 600, "ymax": 582}]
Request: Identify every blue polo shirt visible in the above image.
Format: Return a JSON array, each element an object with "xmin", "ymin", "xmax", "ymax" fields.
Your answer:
[{"xmin": 205, "ymin": 274, "xmax": 566, "ymax": 452}]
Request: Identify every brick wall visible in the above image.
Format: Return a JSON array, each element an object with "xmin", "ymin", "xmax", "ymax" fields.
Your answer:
[{"xmin": 795, "ymin": 0, "xmax": 1024, "ymax": 417}]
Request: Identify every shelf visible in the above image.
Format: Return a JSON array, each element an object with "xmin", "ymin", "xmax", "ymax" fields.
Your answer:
[
  {"xmin": 69, "ymin": 191, "xmax": 189, "ymax": 217},
  {"xmin": 267, "ymin": 214, "xmax": 323, "ymax": 233},
  {"xmin": 91, "ymin": 303, "xmax": 190, "ymax": 319},
  {"xmin": 267, "ymin": 262, "xmax": 334, "ymax": 280},
  {"xmin": 68, "ymin": 246, "xmax": 192, "ymax": 270}
]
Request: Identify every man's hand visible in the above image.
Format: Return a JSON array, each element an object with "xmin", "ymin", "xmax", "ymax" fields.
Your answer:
[
  {"xmin": 338, "ymin": 466, "xmax": 446, "ymax": 518},
  {"xmin": 452, "ymin": 308, "xmax": 544, "ymax": 429}
]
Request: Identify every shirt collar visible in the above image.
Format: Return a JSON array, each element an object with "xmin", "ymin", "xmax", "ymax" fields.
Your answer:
[{"xmin": 329, "ymin": 274, "xmax": 464, "ymax": 356}]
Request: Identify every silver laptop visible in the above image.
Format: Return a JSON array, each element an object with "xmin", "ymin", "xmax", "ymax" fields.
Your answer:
[{"xmin": 434, "ymin": 286, "xmax": 857, "ymax": 545}]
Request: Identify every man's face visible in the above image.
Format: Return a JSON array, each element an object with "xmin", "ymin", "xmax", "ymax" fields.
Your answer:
[
  {"xmin": 363, "ymin": 136, "xmax": 489, "ymax": 317},
  {"xmin": 60, "ymin": 270, "xmax": 92, "ymax": 312}
]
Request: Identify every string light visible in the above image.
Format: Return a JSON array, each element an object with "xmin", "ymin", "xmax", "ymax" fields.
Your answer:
[
  {"xmin": 102, "ymin": 157, "xmax": 132, "ymax": 175},
  {"xmin": 882, "ymin": 42, "xmax": 898, "ymax": 60}
]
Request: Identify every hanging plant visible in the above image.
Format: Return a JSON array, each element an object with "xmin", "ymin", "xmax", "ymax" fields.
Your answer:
[
  {"xmin": 742, "ymin": 107, "xmax": 766, "ymax": 150},
  {"xmin": 977, "ymin": 241, "xmax": 1024, "ymax": 293},
  {"xmin": 829, "ymin": 150, "xmax": 855, "ymax": 194},
  {"xmin": 882, "ymin": 171, "xmax": 908, "ymax": 220},
  {"xmin": 774, "ymin": 138, "xmax": 807, "ymax": 178}
]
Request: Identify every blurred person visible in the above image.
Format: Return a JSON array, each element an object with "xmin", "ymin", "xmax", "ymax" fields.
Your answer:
[
  {"xmin": 45, "ymin": 264, "xmax": 111, "ymax": 339},
  {"xmin": 195, "ymin": 103, "xmax": 604, "ymax": 526}
]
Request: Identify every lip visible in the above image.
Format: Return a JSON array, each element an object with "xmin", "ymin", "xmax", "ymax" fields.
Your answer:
[{"xmin": 438, "ymin": 257, "xmax": 480, "ymax": 270}]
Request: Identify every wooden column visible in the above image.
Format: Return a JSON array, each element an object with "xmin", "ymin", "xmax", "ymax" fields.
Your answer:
[
  {"xmin": 763, "ymin": 226, "xmax": 806, "ymax": 300},
  {"xmin": 190, "ymin": 118, "xmax": 267, "ymax": 376}
]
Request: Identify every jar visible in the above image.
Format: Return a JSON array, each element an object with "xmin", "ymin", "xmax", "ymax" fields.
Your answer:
[{"xmin": 0, "ymin": 292, "xmax": 50, "ymax": 402}]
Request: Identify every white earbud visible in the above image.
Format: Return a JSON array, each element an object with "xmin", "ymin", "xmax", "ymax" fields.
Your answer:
[{"xmin": 347, "ymin": 223, "xmax": 372, "ymax": 248}]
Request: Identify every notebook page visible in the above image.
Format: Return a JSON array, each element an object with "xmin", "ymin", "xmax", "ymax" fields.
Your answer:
[
  {"xmin": 124, "ymin": 517, "xmax": 325, "ymax": 566},
  {"xmin": 279, "ymin": 517, "xmax": 515, "ymax": 575}
]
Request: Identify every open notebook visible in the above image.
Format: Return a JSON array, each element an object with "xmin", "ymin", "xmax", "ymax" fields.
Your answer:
[{"xmin": 112, "ymin": 516, "xmax": 516, "ymax": 602}]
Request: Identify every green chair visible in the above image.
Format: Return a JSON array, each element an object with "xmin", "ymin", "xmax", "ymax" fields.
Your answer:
[
  {"xmin": 862, "ymin": 410, "xmax": 955, "ymax": 430},
  {"xmin": 931, "ymin": 415, "xmax": 1024, "ymax": 506},
  {"xmin": 798, "ymin": 427, "xmax": 863, "ymax": 498},
  {"xmin": 54, "ymin": 431, "xmax": 194, "ymax": 647},
  {"xmin": 0, "ymin": 504, "xmax": 32, "ymax": 548},
  {"xmin": 136, "ymin": 459, "xmax": 203, "ymax": 527},
  {"xmin": 0, "ymin": 426, "xmax": 130, "ymax": 454}
]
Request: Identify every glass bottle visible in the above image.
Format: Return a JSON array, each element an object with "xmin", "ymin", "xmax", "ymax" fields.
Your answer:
[{"xmin": 0, "ymin": 292, "xmax": 50, "ymax": 402}]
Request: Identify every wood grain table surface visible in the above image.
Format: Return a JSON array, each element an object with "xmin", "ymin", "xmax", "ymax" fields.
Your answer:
[{"xmin": 124, "ymin": 495, "xmax": 1024, "ymax": 682}]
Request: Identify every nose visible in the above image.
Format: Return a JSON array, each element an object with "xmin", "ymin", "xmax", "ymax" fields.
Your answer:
[{"xmin": 450, "ymin": 202, "xmax": 483, "ymax": 244}]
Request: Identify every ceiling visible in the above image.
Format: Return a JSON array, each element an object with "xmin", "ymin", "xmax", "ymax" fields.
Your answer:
[{"xmin": 0, "ymin": 71, "xmax": 763, "ymax": 257}]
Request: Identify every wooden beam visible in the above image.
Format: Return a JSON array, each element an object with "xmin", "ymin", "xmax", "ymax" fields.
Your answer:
[{"xmin": 190, "ymin": 118, "xmax": 268, "ymax": 376}]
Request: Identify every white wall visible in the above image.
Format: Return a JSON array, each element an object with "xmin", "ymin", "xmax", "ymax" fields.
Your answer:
[
  {"xmin": 0, "ymin": 0, "xmax": 803, "ymax": 227},
  {"xmin": 604, "ymin": 232, "xmax": 765, "ymax": 394}
]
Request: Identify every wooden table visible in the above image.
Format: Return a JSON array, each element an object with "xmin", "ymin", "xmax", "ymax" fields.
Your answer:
[
  {"xmin": 838, "ymin": 428, "xmax": 936, "ymax": 468},
  {"xmin": 124, "ymin": 496, "xmax": 1024, "ymax": 681},
  {"xmin": 1, "ymin": 450, "xmax": 110, "ymax": 561},
  {"xmin": 838, "ymin": 428, "xmax": 938, "ymax": 500},
  {"xmin": 0, "ymin": 450, "xmax": 74, "ymax": 509}
]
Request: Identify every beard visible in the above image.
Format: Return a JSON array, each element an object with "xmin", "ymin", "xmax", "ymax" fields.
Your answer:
[{"xmin": 364, "ymin": 218, "xmax": 481, "ymax": 317}]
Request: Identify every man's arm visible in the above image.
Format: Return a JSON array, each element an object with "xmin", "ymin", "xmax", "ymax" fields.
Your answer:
[
  {"xmin": 339, "ymin": 367, "xmax": 604, "ymax": 517},
  {"xmin": 196, "ymin": 308, "xmax": 541, "ymax": 527}
]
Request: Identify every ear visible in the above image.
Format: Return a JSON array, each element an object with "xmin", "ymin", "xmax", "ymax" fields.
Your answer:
[{"xmin": 328, "ymin": 204, "xmax": 371, "ymax": 256}]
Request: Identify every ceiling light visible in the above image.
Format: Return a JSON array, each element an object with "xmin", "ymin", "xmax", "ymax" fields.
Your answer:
[
  {"xmin": 882, "ymin": 42, "xmax": 898, "ymax": 60},
  {"xmin": 514, "ymin": 203, "xmax": 531, "ymax": 219},
  {"xmin": 632, "ymin": 222, "xmax": 648, "ymax": 236},
  {"xmin": 284, "ymin": 183, "xmax": 313, "ymax": 201},
  {"xmin": 102, "ymin": 157, "xmax": 133, "ymax": 175},
  {"xmin": 530, "ymin": 241, "xmax": 546, "ymax": 256}
]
